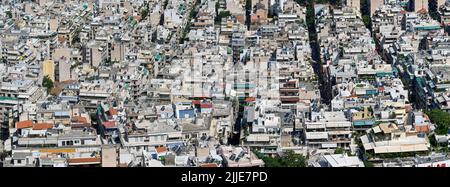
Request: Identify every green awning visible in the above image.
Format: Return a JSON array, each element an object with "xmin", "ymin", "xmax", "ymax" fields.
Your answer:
[{"xmin": 0, "ymin": 96, "xmax": 17, "ymax": 101}]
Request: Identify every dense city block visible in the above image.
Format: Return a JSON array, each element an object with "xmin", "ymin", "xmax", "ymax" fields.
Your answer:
[{"xmin": 0, "ymin": 0, "xmax": 450, "ymax": 167}]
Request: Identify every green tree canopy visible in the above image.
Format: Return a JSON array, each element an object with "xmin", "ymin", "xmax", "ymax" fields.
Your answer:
[
  {"xmin": 425, "ymin": 109, "xmax": 450, "ymax": 135},
  {"xmin": 255, "ymin": 150, "xmax": 307, "ymax": 167},
  {"xmin": 334, "ymin": 147, "xmax": 345, "ymax": 154},
  {"xmin": 282, "ymin": 150, "xmax": 308, "ymax": 167},
  {"xmin": 42, "ymin": 75, "xmax": 54, "ymax": 93},
  {"xmin": 215, "ymin": 11, "xmax": 231, "ymax": 24}
]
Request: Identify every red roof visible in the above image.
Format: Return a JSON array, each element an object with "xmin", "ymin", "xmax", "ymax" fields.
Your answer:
[
  {"xmin": 200, "ymin": 103, "xmax": 213, "ymax": 108},
  {"xmin": 103, "ymin": 121, "xmax": 116, "ymax": 128},
  {"xmin": 16, "ymin": 120, "xmax": 33, "ymax": 129},
  {"xmin": 245, "ymin": 97, "xmax": 256, "ymax": 102},
  {"xmin": 33, "ymin": 123, "xmax": 53, "ymax": 130}
]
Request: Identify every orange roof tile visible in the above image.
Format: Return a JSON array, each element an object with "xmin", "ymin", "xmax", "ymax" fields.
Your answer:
[
  {"xmin": 61, "ymin": 80, "xmax": 77, "ymax": 84},
  {"xmin": 33, "ymin": 123, "xmax": 53, "ymax": 130},
  {"xmin": 156, "ymin": 147, "xmax": 168, "ymax": 153},
  {"xmin": 67, "ymin": 157, "xmax": 101, "ymax": 164},
  {"xmin": 39, "ymin": 148, "xmax": 76, "ymax": 153},
  {"xmin": 73, "ymin": 116, "xmax": 88, "ymax": 124},
  {"xmin": 200, "ymin": 163, "xmax": 220, "ymax": 167},
  {"xmin": 416, "ymin": 125, "xmax": 430, "ymax": 133},
  {"xmin": 16, "ymin": 120, "xmax": 33, "ymax": 129},
  {"xmin": 109, "ymin": 108, "xmax": 118, "ymax": 116}
]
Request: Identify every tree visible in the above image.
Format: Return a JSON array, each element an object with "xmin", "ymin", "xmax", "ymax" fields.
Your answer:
[
  {"xmin": 245, "ymin": 0, "xmax": 252, "ymax": 11},
  {"xmin": 425, "ymin": 109, "xmax": 450, "ymax": 135},
  {"xmin": 262, "ymin": 156, "xmax": 283, "ymax": 167},
  {"xmin": 363, "ymin": 160, "xmax": 374, "ymax": 167},
  {"xmin": 180, "ymin": 0, "xmax": 200, "ymax": 44},
  {"xmin": 71, "ymin": 28, "xmax": 81, "ymax": 45},
  {"xmin": 215, "ymin": 0, "xmax": 220, "ymax": 17},
  {"xmin": 254, "ymin": 150, "xmax": 307, "ymax": 167},
  {"xmin": 334, "ymin": 147, "xmax": 345, "ymax": 154},
  {"xmin": 140, "ymin": 1, "xmax": 150, "ymax": 21},
  {"xmin": 360, "ymin": 0, "xmax": 372, "ymax": 31},
  {"xmin": 429, "ymin": 0, "xmax": 441, "ymax": 22},
  {"xmin": 362, "ymin": 15, "xmax": 371, "ymax": 29},
  {"xmin": 163, "ymin": 0, "xmax": 169, "ymax": 9},
  {"xmin": 245, "ymin": 0, "xmax": 252, "ymax": 29},
  {"xmin": 42, "ymin": 75, "xmax": 54, "ymax": 93},
  {"xmin": 141, "ymin": 9, "xmax": 148, "ymax": 20},
  {"xmin": 215, "ymin": 11, "xmax": 231, "ymax": 24},
  {"xmin": 281, "ymin": 150, "xmax": 307, "ymax": 167}
]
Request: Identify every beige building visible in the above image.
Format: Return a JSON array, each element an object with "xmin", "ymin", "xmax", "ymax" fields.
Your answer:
[
  {"xmin": 84, "ymin": 42, "xmax": 108, "ymax": 68},
  {"xmin": 101, "ymin": 146, "xmax": 118, "ymax": 167},
  {"xmin": 42, "ymin": 60, "xmax": 55, "ymax": 82},
  {"xmin": 24, "ymin": 4, "xmax": 33, "ymax": 14},
  {"xmin": 53, "ymin": 48, "xmax": 71, "ymax": 61},
  {"xmin": 57, "ymin": 58, "xmax": 72, "ymax": 82},
  {"xmin": 370, "ymin": 0, "xmax": 385, "ymax": 16},
  {"xmin": 414, "ymin": 0, "xmax": 429, "ymax": 12},
  {"xmin": 38, "ymin": 0, "xmax": 48, "ymax": 7},
  {"xmin": 438, "ymin": 0, "xmax": 446, "ymax": 8},
  {"xmin": 110, "ymin": 43, "xmax": 125, "ymax": 62},
  {"xmin": 347, "ymin": 0, "xmax": 361, "ymax": 13},
  {"xmin": 49, "ymin": 19, "xmax": 59, "ymax": 32}
]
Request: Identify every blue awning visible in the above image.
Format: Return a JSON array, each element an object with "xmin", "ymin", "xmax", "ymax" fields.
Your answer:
[
  {"xmin": 353, "ymin": 120, "xmax": 376, "ymax": 126},
  {"xmin": 54, "ymin": 111, "xmax": 70, "ymax": 117}
]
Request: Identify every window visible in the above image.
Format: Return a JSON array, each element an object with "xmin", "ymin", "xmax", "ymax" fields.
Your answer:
[
  {"xmin": 17, "ymin": 160, "xmax": 22, "ymax": 164},
  {"xmin": 62, "ymin": 141, "xmax": 66, "ymax": 146}
]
